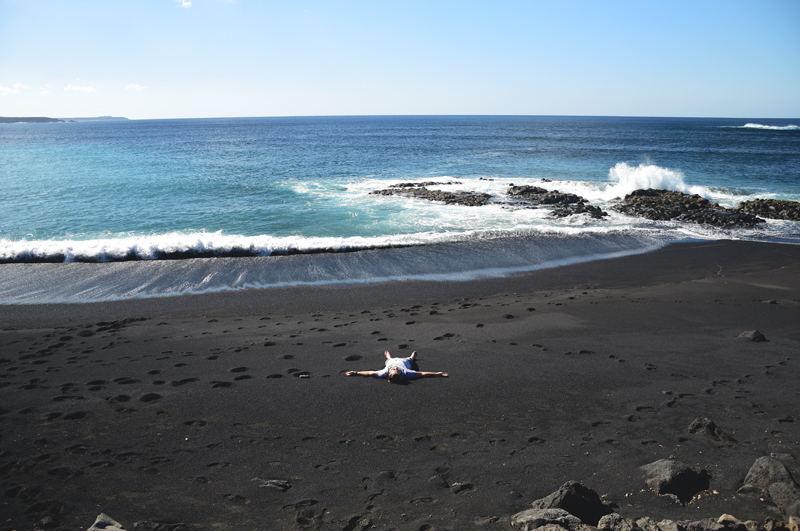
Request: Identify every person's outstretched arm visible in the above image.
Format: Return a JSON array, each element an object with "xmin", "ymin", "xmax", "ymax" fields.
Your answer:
[
  {"xmin": 346, "ymin": 371, "xmax": 377, "ymax": 377},
  {"xmin": 416, "ymin": 371, "xmax": 448, "ymax": 378}
]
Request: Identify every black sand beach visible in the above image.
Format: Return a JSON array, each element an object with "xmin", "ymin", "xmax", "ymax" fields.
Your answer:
[{"xmin": 1, "ymin": 240, "xmax": 799, "ymax": 530}]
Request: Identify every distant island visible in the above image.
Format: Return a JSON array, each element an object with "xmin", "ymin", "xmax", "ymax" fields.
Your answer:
[
  {"xmin": 0, "ymin": 116, "xmax": 64, "ymax": 124},
  {"xmin": 0, "ymin": 116, "xmax": 129, "ymax": 124},
  {"xmin": 58, "ymin": 116, "xmax": 130, "ymax": 122}
]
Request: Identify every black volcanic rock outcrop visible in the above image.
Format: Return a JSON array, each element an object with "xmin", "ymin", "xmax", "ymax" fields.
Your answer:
[
  {"xmin": 369, "ymin": 182, "xmax": 491, "ymax": 206},
  {"xmin": 737, "ymin": 199, "xmax": 800, "ymax": 221},
  {"xmin": 613, "ymin": 189, "xmax": 765, "ymax": 228}
]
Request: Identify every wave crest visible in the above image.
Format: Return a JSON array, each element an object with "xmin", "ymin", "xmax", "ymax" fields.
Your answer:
[
  {"xmin": 607, "ymin": 162, "xmax": 706, "ymax": 197},
  {"xmin": 0, "ymin": 232, "xmax": 415, "ymax": 263},
  {"xmin": 740, "ymin": 123, "xmax": 799, "ymax": 131}
]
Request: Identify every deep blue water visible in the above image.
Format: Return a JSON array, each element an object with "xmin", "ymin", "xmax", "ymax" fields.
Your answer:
[{"xmin": 1, "ymin": 116, "xmax": 798, "ymax": 302}]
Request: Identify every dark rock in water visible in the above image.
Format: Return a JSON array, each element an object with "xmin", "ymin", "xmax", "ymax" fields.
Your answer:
[
  {"xmin": 738, "ymin": 199, "xmax": 800, "ymax": 221},
  {"xmin": 613, "ymin": 189, "xmax": 765, "ymax": 228},
  {"xmin": 553, "ymin": 201, "xmax": 609, "ymax": 219},
  {"xmin": 370, "ymin": 181, "xmax": 609, "ymax": 216},
  {"xmin": 640, "ymin": 459, "xmax": 710, "ymax": 503},
  {"xmin": 528, "ymin": 480, "xmax": 613, "ymax": 525},
  {"xmin": 508, "ymin": 185, "xmax": 583, "ymax": 206},
  {"xmin": 687, "ymin": 417, "xmax": 737, "ymax": 443},
  {"xmin": 370, "ymin": 186, "xmax": 491, "ymax": 206},
  {"xmin": 508, "ymin": 185, "xmax": 608, "ymax": 218},
  {"xmin": 387, "ymin": 181, "xmax": 462, "ymax": 188},
  {"xmin": 510, "ymin": 507, "xmax": 582, "ymax": 531},
  {"xmin": 738, "ymin": 330, "xmax": 767, "ymax": 342}
]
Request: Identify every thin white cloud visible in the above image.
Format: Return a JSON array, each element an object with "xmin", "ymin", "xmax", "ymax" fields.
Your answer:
[
  {"xmin": 39, "ymin": 85, "xmax": 52, "ymax": 95},
  {"xmin": 125, "ymin": 83, "xmax": 148, "ymax": 91},
  {"xmin": 176, "ymin": 0, "xmax": 192, "ymax": 8},
  {"xmin": 0, "ymin": 83, "xmax": 32, "ymax": 95},
  {"xmin": 64, "ymin": 84, "xmax": 97, "ymax": 93}
]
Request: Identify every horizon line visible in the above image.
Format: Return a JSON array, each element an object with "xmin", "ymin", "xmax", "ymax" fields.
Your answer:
[{"xmin": 4, "ymin": 113, "xmax": 800, "ymax": 122}]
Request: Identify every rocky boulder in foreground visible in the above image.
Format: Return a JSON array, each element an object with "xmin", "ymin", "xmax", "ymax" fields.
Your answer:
[
  {"xmin": 739, "ymin": 457, "xmax": 800, "ymax": 519},
  {"xmin": 528, "ymin": 480, "xmax": 614, "ymax": 525},
  {"xmin": 640, "ymin": 459, "xmax": 711, "ymax": 503}
]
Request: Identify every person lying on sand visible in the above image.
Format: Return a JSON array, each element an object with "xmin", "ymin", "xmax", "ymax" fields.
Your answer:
[{"xmin": 346, "ymin": 350, "xmax": 449, "ymax": 383}]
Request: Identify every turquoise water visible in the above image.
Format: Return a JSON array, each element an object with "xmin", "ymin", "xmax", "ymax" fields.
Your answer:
[{"xmin": 1, "ymin": 116, "xmax": 799, "ymax": 302}]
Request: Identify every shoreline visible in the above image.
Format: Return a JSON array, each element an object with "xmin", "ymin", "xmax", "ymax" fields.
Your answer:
[
  {"xmin": 2, "ymin": 240, "xmax": 798, "ymax": 327},
  {"xmin": 1, "ymin": 240, "xmax": 799, "ymax": 530}
]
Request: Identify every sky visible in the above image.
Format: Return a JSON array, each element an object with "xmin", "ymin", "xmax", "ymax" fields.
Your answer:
[{"xmin": 1, "ymin": 0, "xmax": 798, "ymax": 120}]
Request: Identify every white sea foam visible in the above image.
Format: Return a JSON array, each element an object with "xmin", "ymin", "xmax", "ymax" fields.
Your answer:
[
  {"xmin": 0, "ymin": 218, "xmax": 642, "ymax": 263},
  {"xmin": 606, "ymin": 162, "xmax": 707, "ymax": 197},
  {"xmin": 0, "ymin": 232, "xmax": 675, "ymax": 303},
  {"xmin": 2, "ymin": 168, "xmax": 797, "ymax": 265},
  {"xmin": 738, "ymin": 123, "xmax": 799, "ymax": 131}
]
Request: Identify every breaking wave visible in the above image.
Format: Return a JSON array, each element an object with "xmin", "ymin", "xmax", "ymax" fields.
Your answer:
[
  {"xmin": 738, "ymin": 123, "xmax": 799, "ymax": 131},
  {"xmin": 0, "ymin": 232, "xmax": 447, "ymax": 264},
  {"xmin": 606, "ymin": 162, "xmax": 707, "ymax": 198}
]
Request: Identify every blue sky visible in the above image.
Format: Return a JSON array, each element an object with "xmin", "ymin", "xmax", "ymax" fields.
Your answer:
[{"xmin": 1, "ymin": 0, "xmax": 798, "ymax": 119}]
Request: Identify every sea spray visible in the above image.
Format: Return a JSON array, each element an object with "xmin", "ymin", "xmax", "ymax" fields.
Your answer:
[{"xmin": 607, "ymin": 162, "xmax": 706, "ymax": 198}]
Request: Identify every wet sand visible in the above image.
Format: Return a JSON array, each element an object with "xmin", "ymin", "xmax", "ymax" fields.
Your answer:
[{"xmin": 1, "ymin": 240, "xmax": 799, "ymax": 530}]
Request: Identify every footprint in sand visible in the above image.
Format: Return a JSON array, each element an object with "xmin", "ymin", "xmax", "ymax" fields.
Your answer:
[
  {"xmin": 108, "ymin": 395, "xmax": 131, "ymax": 403},
  {"xmin": 170, "ymin": 378, "xmax": 199, "ymax": 387},
  {"xmin": 52, "ymin": 395, "xmax": 84, "ymax": 402},
  {"xmin": 139, "ymin": 393, "xmax": 161, "ymax": 403},
  {"xmin": 450, "ymin": 483, "xmax": 476, "ymax": 494},
  {"xmin": 66, "ymin": 444, "xmax": 89, "ymax": 455}
]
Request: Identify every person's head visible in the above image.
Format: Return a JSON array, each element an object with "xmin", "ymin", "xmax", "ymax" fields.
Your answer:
[{"xmin": 388, "ymin": 366, "xmax": 402, "ymax": 384}]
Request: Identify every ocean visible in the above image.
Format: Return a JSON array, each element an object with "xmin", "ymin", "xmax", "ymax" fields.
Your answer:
[{"xmin": 1, "ymin": 116, "xmax": 798, "ymax": 304}]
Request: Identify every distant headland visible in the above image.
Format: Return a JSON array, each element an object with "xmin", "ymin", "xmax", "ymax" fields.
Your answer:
[{"xmin": 0, "ymin": 116, "xmax": 129, "ymax": 124}]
